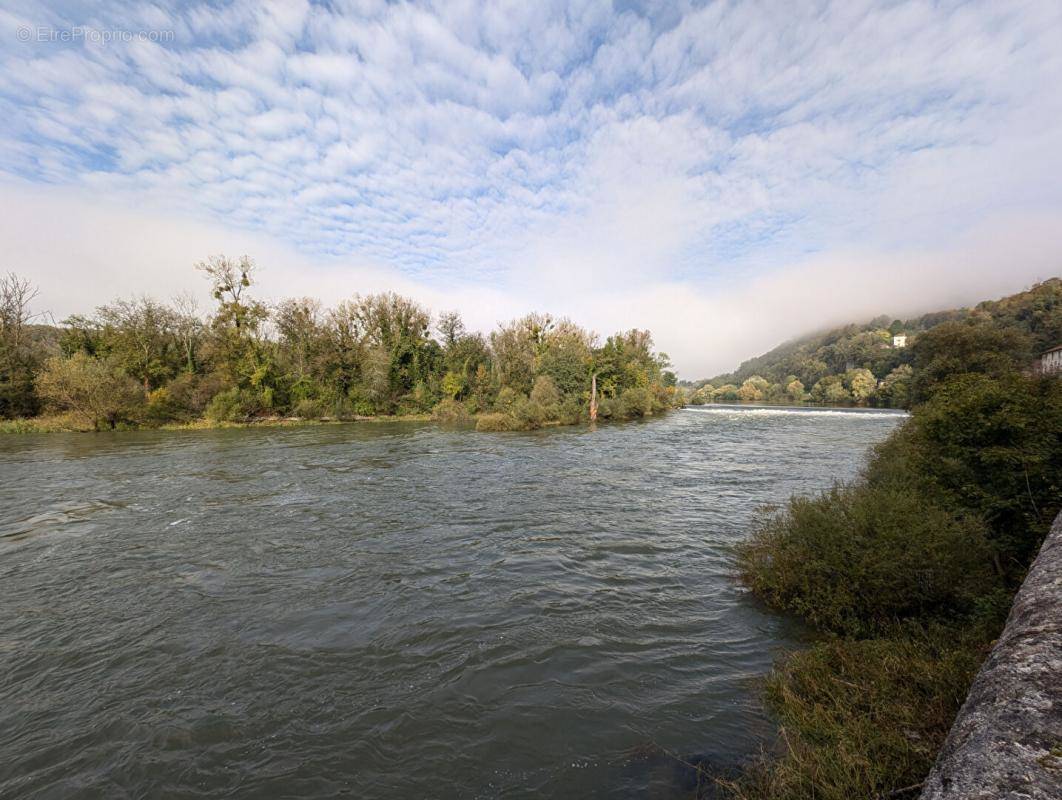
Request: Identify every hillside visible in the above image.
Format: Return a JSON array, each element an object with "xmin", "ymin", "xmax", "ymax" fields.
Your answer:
[{"xmin": 689, "ymin": 278, "xmax": 1062, "ymax": 408}]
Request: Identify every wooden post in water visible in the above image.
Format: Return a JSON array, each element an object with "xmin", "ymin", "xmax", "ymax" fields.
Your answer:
[{"xmin": 589, "ymin": 373, "xmax": 598, "ymax": 422}]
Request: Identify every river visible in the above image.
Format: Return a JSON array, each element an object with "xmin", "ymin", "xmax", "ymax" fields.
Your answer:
[{"xmin": 0, "ymin": 407, "xmax": 905, "ymax": 798}]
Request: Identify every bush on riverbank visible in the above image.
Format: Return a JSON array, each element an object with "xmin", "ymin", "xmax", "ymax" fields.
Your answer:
[
  {"xmin": 737, "ymin": 482, "xmax": 998, "ymax": 637},
  {"xmin": 475, "ymin": 411, "xmax": 520, "ymax": 431},
  {"xmin": 720, "ymin": 628, "xmax": 985, "ymax": 800},
  {"xmin": 725, "ymin": 353, "xmax": 1061, "ymax": 797},
  {"xmin": 431, "ymin": 398, "xmax": 472, "ymax": 424},
  {"xmin": 0, "ymin": 412, "xmax": 98, "ymax": 433}
]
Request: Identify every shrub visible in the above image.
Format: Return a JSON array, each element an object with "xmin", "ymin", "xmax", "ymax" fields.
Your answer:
[
  {"xmin": 736, "ymin": 480, "xmax": 998, "ymax": 636},
  {"xmin": 595, "ymin": 397, "xmax": 616, "ymax": 419},
  {"xmin": 510, "ymin": 398, "xmax": 546, "ymax": 429},
  {"xmin": 409, "ymin": 380, "xmax": 436, "ymax": 412},
  {"xmin": 292, "ymin": 397, "xmax": 327, "ymax": 419},
  {"xmin": 651, "ymin": 383, "xmax": 677, "ymax": 412},
  {"xmin": 35, "ymin": 353, "xmax": 145, "ymax": 431},
  {"xmin": 529, "ymin": 374, "xmax": 561, "ymax": 406},
  {"xmin": 165, "ymin": 371, "xmax": 224, "ymax": 418},
  {"xmin": 618, "ymin": 386, "xmax": 653, "ymax": 418},
  {"xmin": 713, "ymin": 384, "xmax": 739, "ymax": 402},
  {"xmin": 204, "ymin": 387, "xmax": 264, "ymax": 422},
  {"xmin": 556, "ymin": 397, "xmax": 584, "ymax": 425},
  {"xmin": 908, "ymin": 319, "xmax": 1032, "ymax": 405},
  {"xmin": 144, "ymin": 387, "xmax": 181, "ymax": 425},
  {"xmin": 0, "ymin": 413, "xmax": 89, "ymax": 433},
  {"xmin": 494, "ymin": 386, "xmax": 520, "ymax": 411},
  {"xmin": 0, "ymin": 370, "xmax": 39, "ymax": 419},
  {"xmin": 724, "ymin": 629, "xmax": 985, "ymax": 800},
  {"xmin": 432, "ymin": 398, "xmax": 471, "ymax": 424},
  {"xmin": 475, "ymin": 412, "xmax": 519, "ymax": 432},
  {"xmin": 868, "ymin": 372, "xmax": 1062, "ymax": 578}
]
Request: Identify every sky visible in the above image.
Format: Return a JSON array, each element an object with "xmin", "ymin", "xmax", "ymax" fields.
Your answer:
[{"xmin": 1, "ymin": 0, "xmax": 1061, "ymax": 378}]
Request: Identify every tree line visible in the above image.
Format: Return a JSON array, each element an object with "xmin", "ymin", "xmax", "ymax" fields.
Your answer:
[{"xmin": 0, "ymin": 256, "xmax": 682, "ymax": 432}]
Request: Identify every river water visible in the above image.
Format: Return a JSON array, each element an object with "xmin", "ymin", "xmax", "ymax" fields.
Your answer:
[{"xmin": 0, "ymin": 407, "xmax": 904, "ymax": 799}]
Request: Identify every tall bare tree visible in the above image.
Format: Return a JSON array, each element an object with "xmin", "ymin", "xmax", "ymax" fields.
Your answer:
[
  {"xmin": 0, "ymin": 272, "xmax": 39, "ymax": 356},
  {"xmin": 0, "ymin": 272, "xmax": 42, "ymax": 417}
]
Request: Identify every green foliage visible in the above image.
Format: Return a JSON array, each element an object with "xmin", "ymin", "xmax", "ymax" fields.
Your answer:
[
  {"xmin": 475, "ymin": 412, "xmax": 520, "ymax": 432},
  {"xmin": 35, "ymin": 353, "xmax": 145, "ymax": 430},
  {"xmin": 869, "ymin": 372, "xmax": 1062, "ymax": 576},
  {"xmin": 529, "ymin": 374, "xmax": 561, "ymax": 406},
  {"xmin": 845, "ymin": 367, "xmax": 876, "ymax": 403},
  {"xmin": 877, "ymin": 364, "xmax": 912, "ymax": 407},
  {"xmin": 441, "ymin": 370, "xmax": 465, "ymax": 400},
  {"xmin": 811, "ymin": 374, "xmax": 850, "ymax": 404},
  {"xmin": 164, "ymin": 371, "xmax": 223, "ymax": 418},
  {"xmin": 292, "ymin": 397, "xmax": 328, "ymax": 419},
  {"xmin": 144, "ymin": 387, "xmax": 181, "ymax": 424},
  {"xmin": 725, "ymin": 629, "xmax": 985, "ymax": 800},
  {"xmin": 713, "ymin": 383, "xmax": 739, "ymax": 402},
  {"xmin": 94, "ymin": 298, "xmax": 185, "ymax": 389},
  {"xmin": 556, "ymin": 397, "xmax": 585, "ymax": 425},
  {"xmin": 729, "ymin": 281, "xmax": 1062, "ymax": 799},
  {"xmin": 494, "ymin": 386, "xmax": 520, "ymax": 411},
  {"xmin": 737, "ymin": 375, "xmax": 768, "ymax": 402},
  {"xmin": 595, "ymin": 396, "xmax": 617, "ymax": 419},
  {"xmin": 2, "ymin": 258, "xmax": 691, "ymax": 432},
  {"xmin": 431, "ymin": 398, "xmax": 471, "ymax": 424},
  {"xmin": 204, "ymin": 387, "xmax": 265, "ymax": 422},
  {"xmin": 618, "ymin": 386, "xmax": 653, "ymax": 417},
  {"xmin": 908, "ymin": 318, "xmax": 1033, "ymax": 405},
  {"xmin": 0, "ymin": 366, "xmax": 37, "ymax": 418},
  {"xmin": 689, "ymin": 383, "xmax": 713, "ymax": 404},
  {"xmin": 703, "ymin": 278, "xmax": 1061, "ymax": 409},
  {"xmin": 737, "ymin": 480, "xmax": 997, "ymax": 636},
  {"xmin": 509, "ymin": 397, "xmax": 546, "ymax": 429}
]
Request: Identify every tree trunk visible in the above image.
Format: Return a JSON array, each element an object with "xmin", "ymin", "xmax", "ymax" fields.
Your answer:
[{"xmin": 589, "ymin": 373, "xmax": 598, "ymax": 422}]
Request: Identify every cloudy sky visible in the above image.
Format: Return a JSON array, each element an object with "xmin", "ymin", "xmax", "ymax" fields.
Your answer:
[{"xmin": 2, "ymin": 0, "xmax": 1061, "ymax": 377}]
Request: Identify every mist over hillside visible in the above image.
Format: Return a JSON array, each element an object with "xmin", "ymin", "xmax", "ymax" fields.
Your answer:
[{"xmin": 685, "ymin": 277, "xmax": 1061, "ymax": 407}]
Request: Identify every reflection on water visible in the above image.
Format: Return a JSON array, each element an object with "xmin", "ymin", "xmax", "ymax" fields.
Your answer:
[{"xmin": 0, "ymin": 410, "xmax": 902, "ymax": 798}]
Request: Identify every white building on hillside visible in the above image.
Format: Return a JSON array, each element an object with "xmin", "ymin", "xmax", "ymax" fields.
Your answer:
[
  {"xmin": 892, "ymin": 334, "xmax": 907, "ymax": 348},
  {"xmin": 1041, "ymin": 345, "xmax": 1062, "ymax": 375}
]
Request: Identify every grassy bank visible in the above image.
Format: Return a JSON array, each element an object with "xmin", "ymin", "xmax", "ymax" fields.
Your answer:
[
  {"xmin": 0, "ymin": 399, "xmax": 677, "ymax": 435},
  {"xmin": 719, "ymin": 358, "xmax": 1061, "ymax": 796}
]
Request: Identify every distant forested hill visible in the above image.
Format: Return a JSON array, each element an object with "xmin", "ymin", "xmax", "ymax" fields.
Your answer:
[{"xmin": 688, "ymin": 277, "xmax": 1062, "ymax": 408}]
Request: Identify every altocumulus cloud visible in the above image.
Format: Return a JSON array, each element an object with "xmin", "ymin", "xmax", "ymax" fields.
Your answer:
[{"xmin": 1, "ymin": 0, "xmax": 1061, "ymax": 376}]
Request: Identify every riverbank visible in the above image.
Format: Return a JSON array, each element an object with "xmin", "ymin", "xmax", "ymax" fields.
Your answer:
[
  {"xmin": 0, "ymin": 403, "xmax": 676, "ymax": 434},
  {"xmin": 721, "ymin": 369, "xmax": 1061, "ymax": 799},
  {"xmin": 685, "ymin": 403, "xmax": 908, "ymax": 416},
  {"xmin": 0, "ymin": 412, "xmax": 430, "ymax": 434}
]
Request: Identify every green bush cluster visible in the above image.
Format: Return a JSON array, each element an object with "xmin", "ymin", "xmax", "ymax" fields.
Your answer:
[{"xmin": 738, "ymin": 482, "xmax": 997, "ymax": 637}]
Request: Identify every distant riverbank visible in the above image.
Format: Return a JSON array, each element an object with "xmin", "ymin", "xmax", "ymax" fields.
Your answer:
[
  {"xmin": 684, "ymin": 403, "xmax": 909, "ymax": 416},
  {"xmin": 0, "ymin": 403, "xmax": 680, "ymax": 435},
  {"xmin": 0, "ymin": 413, "xmax": 432, "ymax": 434}
]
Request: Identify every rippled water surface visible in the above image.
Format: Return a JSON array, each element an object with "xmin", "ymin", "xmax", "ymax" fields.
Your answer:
[{"xmin": 0, "ymin": 408, "xmax": 904, "ymax": 798}]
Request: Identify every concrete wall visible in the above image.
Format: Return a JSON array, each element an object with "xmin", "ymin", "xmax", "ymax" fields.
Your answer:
[{"xmin": 920, "ymin": 511, "xmax": 1062, "ymax": 799}]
